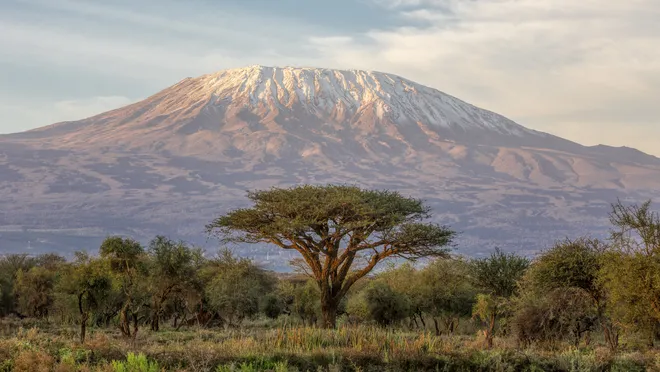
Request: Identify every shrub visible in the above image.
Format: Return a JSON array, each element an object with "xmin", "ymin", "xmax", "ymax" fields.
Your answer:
[
  {"xmin": 13, "ymin": 349, "xmax": 55, "ymax": 372},
  {"xmin": 363, "ymin": 281, "xmax": 411, "ymax": 327},
  {"xmin": 111, "ymin": 352, "xmax": 160, "ymax": 372}
]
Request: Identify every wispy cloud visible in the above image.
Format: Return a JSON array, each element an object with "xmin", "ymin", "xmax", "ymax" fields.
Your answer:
[
  {"xmin": 0, "ymin": 0, "xmax": 327, "ymax": 131},
  {"xmin": 310, "ymin": 0, "xmax": 660, "ymax": 154},
  {"xmin": 0, "ymin": 96, "xmax": 133, "ymax": 133}
]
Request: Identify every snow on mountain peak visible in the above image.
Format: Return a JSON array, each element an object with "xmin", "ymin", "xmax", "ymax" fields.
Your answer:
[{"xmin": 183, "ymin": 65, "xmax": 541, "ymax": 138}]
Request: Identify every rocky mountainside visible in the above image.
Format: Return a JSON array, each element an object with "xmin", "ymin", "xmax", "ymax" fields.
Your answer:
[{"xmin": 1, "ymin": 66, "xmax": 659, "ymax": 268}]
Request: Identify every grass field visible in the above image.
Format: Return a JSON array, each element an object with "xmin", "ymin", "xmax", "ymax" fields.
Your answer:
[{"xmin": 1, "ymin": 317, "xmax": 658, "ymax": 372}]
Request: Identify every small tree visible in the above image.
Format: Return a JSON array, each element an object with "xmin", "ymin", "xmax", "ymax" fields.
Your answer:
[
  {"xmin": 14, "ymin": 266, "xmax": 57, "ymax": 319},
  {"xmin": 99, "ymin": 236, "xmax": 148, "ymax": 339},
  {"xmin": 511, "ymin": 286, "xmax": 597, "ymax": 348},
  {"xmin": 377, "ymin": 263, "xmax": 427, "ymax": 329},
  {"xmin": 57, "ymin": 252, "xmax": 112, "ymax": 344},
  {"xmin": 363, "ymin": 281, "xmax": 411, "ymax": 327},
  {"xmin": 207, "ymin": 185, "xmax": 455, "ymax": 328},
  {"xmin": 146, "ymin": 236, "xmax": 201, "ymax": 331},
  {"xmin": 0, "ymin": 254, "xmax": 37, "ymax": 317},
  {"xmin": 418, "ymin": 258, "xmax": 476, "ymax": 335},
  {"xmin": 527, "ymin": 237, "xmax": 612, "ymax": 349},
  {"xmin": 471, "ymin": 248, "xmax": 529, "ymax": 348},
  {"xmin": 599, "ymin": 200, "xmax": 660, "ymax": 348},
  {"xmin": 204, "ymin": 250, "xmax": 274, "ymax": 327},
  {"xmin": 292, "ymin": 280, "xmax": 322, "ymax": 326}
]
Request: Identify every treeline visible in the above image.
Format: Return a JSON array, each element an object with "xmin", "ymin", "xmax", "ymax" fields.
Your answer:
[{"xmin": 1, "ymin": 196, "xmax": 660, "ymax": 353}]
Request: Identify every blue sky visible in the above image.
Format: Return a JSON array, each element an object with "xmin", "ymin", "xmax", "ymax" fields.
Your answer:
[{"xmin": 1, "ymin": 0, "xmax": 659, "ymax": 155}]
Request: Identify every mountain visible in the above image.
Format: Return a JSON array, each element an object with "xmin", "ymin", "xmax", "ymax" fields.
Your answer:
[{"xmin": 1, "ymin": 65, "xmax": 659, "ymax": 267}]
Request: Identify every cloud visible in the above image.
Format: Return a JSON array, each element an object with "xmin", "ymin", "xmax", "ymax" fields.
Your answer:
[
  {"xmin": 0, "ymin": 20, "xmax": 252, "ymax": 81},
  {"xmin": 0, "ymin": 96, "xmax": 133, "ymax": 133},
  {"xmin": 0, "ymin": 0, "xmax": 326, "ymax": 82},
  {"xmin": 311, "ymin": 0, "xmax": 660, "ymax": 155},
  {"xmin": 52, "ymin": 96, "xmax": 134, "ymax": 120}
]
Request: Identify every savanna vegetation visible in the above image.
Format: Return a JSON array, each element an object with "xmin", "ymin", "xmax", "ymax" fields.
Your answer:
[{"xmin": 1, "ymin": 185, "xmax": 660, "ymax": 371}]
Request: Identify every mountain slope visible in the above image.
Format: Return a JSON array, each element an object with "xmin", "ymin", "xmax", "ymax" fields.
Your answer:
[{"xmin": 1, "ymin": 66, "xmax": 659, "ymax": 265}]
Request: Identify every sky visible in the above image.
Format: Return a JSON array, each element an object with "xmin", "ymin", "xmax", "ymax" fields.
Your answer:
[{"xmin": 1, "ymin": 0, "xmax": 659, "ymax": 155}]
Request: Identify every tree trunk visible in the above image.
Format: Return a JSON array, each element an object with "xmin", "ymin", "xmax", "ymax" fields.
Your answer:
[
  {"xmin": 119, "ymin": 302, "xmax": 131, "ymax": 337},
  {"xmin": 78, "ymin": 292, "xmax": 88, "ymax": 344},
  {"xmin": 80, "ymin": 313, "xmax": 88, "ymax": 344},
  {"xmin": 131, "ymin": 311, "xmax": 139, "ymax": 347},
  {"xmin": 484, "ymin": 311, "xmax": 496, "ymax": 349},
  {"xmin": 648, "ymin": 332, "xmax": 655, "ymax": 348},
  {"xmin": 418, "ymin": 312, "xmax": 426, "ymax": 328},
  {"xmin": 151, "ymin": 295, "xmax": 167, "ymax": 332},
  {"xmin": 151, "ymin": 311, "xmax": 160, "ymax": 332},
  {"xmin": 320, "ymin": 296, "xmax": 338, "ymax": 329},
  {"xmin": 433, "ymin": 318, "xmax": 441, "ymax": 336},
  {"xmin": 597, "ymin": 306, "xmax": 618, "ymax": 352},
  {"xmin": 601, "ymin": 319, "xmax": 619, "ymax": 352}
]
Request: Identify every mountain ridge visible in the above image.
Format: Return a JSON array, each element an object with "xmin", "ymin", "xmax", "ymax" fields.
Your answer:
[{"xmin": 0, "ymin": 65, "xmax": 658, "ymax": 265}]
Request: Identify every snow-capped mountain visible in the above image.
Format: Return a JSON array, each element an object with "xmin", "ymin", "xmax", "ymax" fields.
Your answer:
[{"xmin": 1, "ymin": 66, "xmax": 659, "ymax": 265}]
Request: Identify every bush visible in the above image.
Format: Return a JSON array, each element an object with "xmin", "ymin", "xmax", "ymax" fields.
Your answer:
[
  {"xmin": 363, "ymin": 281, "xmax": 411, "ymax": 327},
  {"xmin": 511, "ymin": 288, "xmax": 597, "ymax": 347},
  {"xmin": 111, "ymin": 352, "xmax": 160, "ymax": 372},
  {"xmin": 13, "ymin": 349, "xmax": 55, "ymax": 372}
]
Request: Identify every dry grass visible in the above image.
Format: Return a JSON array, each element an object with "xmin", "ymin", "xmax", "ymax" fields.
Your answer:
[{"xmin": 0, "ymin": 318, "xmax": 657, "ymax": 371}]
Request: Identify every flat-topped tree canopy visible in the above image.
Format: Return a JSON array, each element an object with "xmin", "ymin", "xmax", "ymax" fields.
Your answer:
[{"xmin": 206, "ymin": 184, "xmax": 456, "ymax": 328}]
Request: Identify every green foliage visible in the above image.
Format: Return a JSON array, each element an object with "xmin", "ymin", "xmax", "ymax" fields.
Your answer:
[
  {"xmin": 511, "ymin": 287, "xmax": 597, "ymax": 346},
  {"xmin": 471, "ymin": 248, "xmax": 529, "ymax": 298},
  {"xmin": 205, "ymin": 249, "xmax": 275, "ymax": 326},
  {"xmin": 0, "ymin": 254, "xmax": 37, "ymax": 316},
  {"xmin": 599, "ymin": 250, "xmax": 660, "ymax": 336},
  {"xmin": 111, "ymin": 352, "xmax": 160, "ymax": 372},
  {"xmin": 346, "ymin": 291, "xmax": 370, "ymax": 324},
  {"xmin": 599, "ymin": 200, "xmax": 660, "ymax": 345},
  {"xmin": 362, "ymin": 281, "xmax": 411, "ymax": 327},
  {"xmin": 347, "ymin": 280, "xmax": 411, "ymax": 326},
  {"xmin": 146, "ymin": 236, "xmax": 202, "ymax": 331},
  {"xmin": 290, "ymin": 280, "xmax": 321, "ymax": 326},
  {"xmin": 260, "ymin": 294, "xmax": 284, "ymax": 319},
  {"xmin": 100, "ymin": 236, "xmax": 150, "ymax": 337},
  {"xmin": 215, "ymin": 360, "xmax": 290, "ymax": 372},
  {"xmin": 472, "ymin": 294, "xmax": 502, "ymax": 323},
  {"xmin": 471, "ymin": 249, "xmax": 528, "ymax": 348},
  {"xmin": 528, "ymin": 237, "xmax": 606, "ymax": 301},
  {"xmin": 14, "ymin": 266, "xmax": 57, "ymax": 318},
  {"xmin": 418, "ymin": 258, "xmax": 476, "ymax": 331}
]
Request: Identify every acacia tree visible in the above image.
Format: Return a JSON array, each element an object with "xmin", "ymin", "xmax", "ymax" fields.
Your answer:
[
  {"xmin": 471, "ymin": 248, "xmax": 529, "ymax": 348},
  {"xmin": 207, "ymin": 185, "xmax": 455, "ymax": 328}
]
